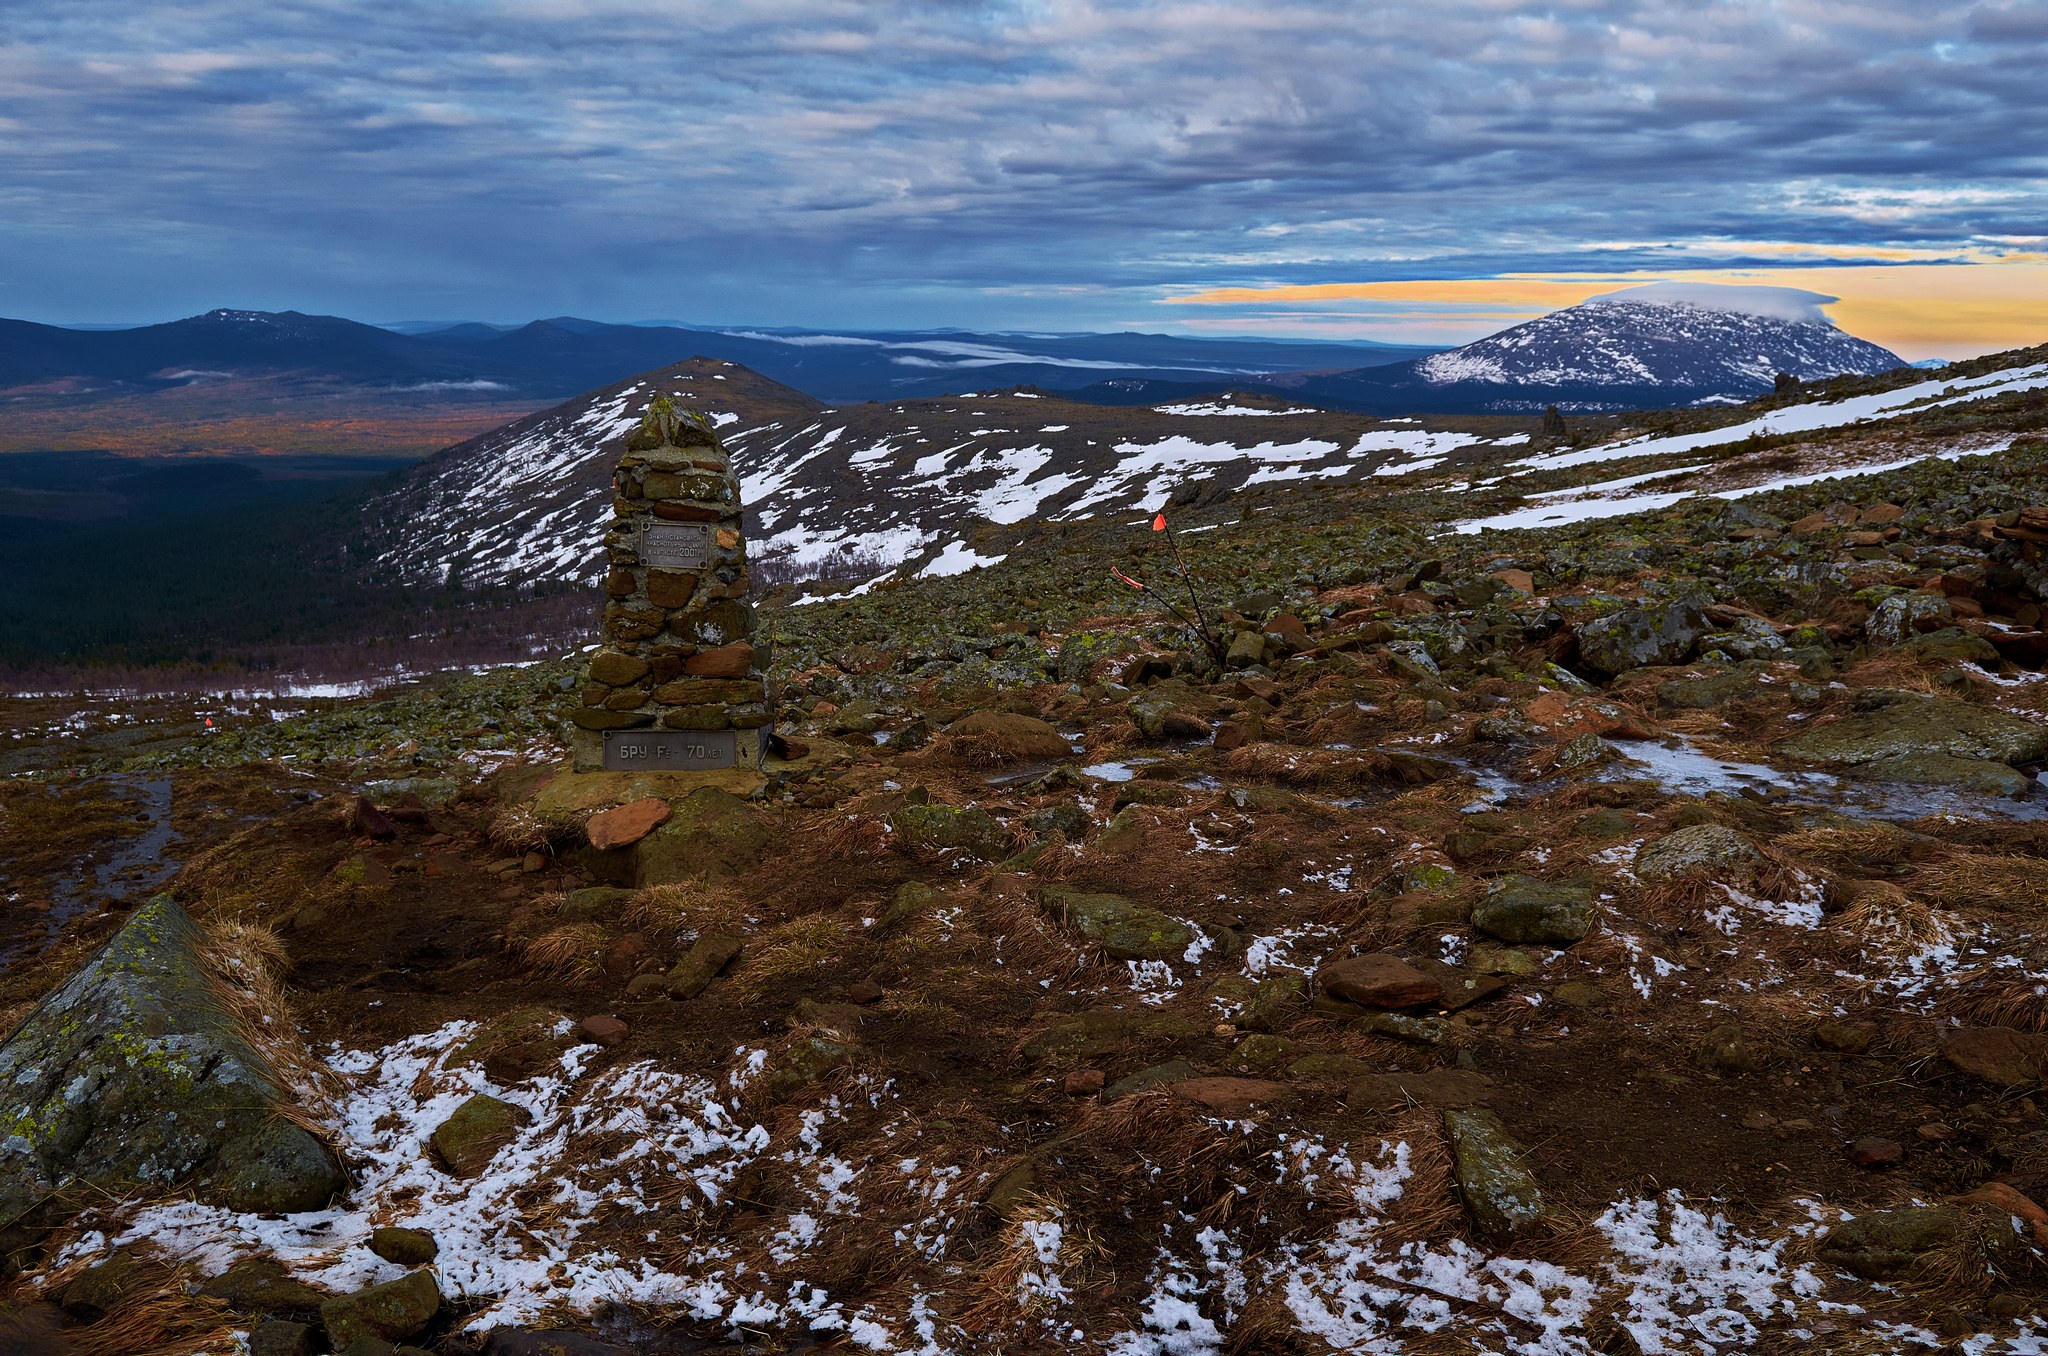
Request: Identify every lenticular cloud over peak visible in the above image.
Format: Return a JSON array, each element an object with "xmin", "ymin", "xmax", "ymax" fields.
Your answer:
[{"xmin": 1585, "ymin": 282, "xmax": 1841, "ymax": 326}]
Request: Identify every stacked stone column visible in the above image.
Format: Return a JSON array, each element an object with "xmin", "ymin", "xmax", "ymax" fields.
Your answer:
[{"xmin": 569, "ymin": 399, "xmax": 771, "ymax": 772}]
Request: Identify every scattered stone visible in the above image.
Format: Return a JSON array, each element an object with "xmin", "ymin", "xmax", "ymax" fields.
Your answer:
[
  {"xmin": 1444, "ymin": 1109, "xmax": 1550, "ymax": 1242},
  {"xmin": 984, "ymin": 1159, "xmax": 1038, "ymax": 1218},
  {"xmin": 768, "ymin": 1036, "xmax": 857, "ymax": 1096},
  {"xmin": 889, "ymin": 802, "xmax": 1013, "ymax": 862},
  {"xmin": 847, "ymin": 980, "xmax": 884, "ymax": 1005},
  {"xmin": 665, "ymin": 933, "xmax": 746, "ymax": 999},
  {"xmin": 1172, "ymin": 1077, "xmax": 1291, "ymax": 1115},
  {"xmin": 56, "ymin": 1252, "xmax": 148, "ymax": 1322},
  {"xmin": 320, "ymin": 1270, "xmax": 441, "ymax": 1351},
  {"xmin": 1777, "ymin": 689, "xmax": 2048, "ymax": 768},
  {"xmin": 199, "ymin": 1257, "xmax": 330, "ymax": 1318},
  {"xmin": 943, "ymin": 711, "xmax": 1072, "ymax": 761},
  {"xmin": 584, "ymin": 797, "xmax": 673, "ymax": 850},
  {"xmin": 1317, "ymin": 953, "xmax": 1441, "ymax": 1008},
  {"xmin": 429, "ymin": 1094, "xmax": 532, "ymax": 1177},
  {"xmin": 368, "ymin": 1227, "xmax": 439, "ymax": 1266},
  {"xmin": 1847, "ymin": 1138, "xmax": 1904, "ymax": 1169},
  {"xmin": 1940, "ymin": 1026, "xmax": 2048, "ymax": 1087},
  {"xmin": 1818, "ymin": 1207, "xmax": 1959, "ymax": 1280},
  {"xmin": 1471, "ymin": 876, "xmax": 1593, "ymax": 946},
  {"xmin": 1358, "ymin": 1011, "xmax": 1449, "ymax": 1044},
  {"xmin": 0, "ymin": 897, "xmax": 343, "ymax": 1254},
  {"xmin": 1104, "ymin": 1060, "xmax": 1197, "ymax": 1101},
  {"xmin": 1575, "ymin": 600, "xmax": 1708, "ymax": 676},
  {"xmin": 1038, "ymin": 886, "xmax": 1196, "ymax": 961},
  {"xmin": 1632, "ymin": 824, "xmax": 1761, "ymax": 882},
  {"xmin": 558, "ymin": 887, "xmax": 635, "ymax": 924},
  {"xmin": 350, "ymin": 796, "xmax": 399, "ymax": 840},
  {"xmin": 249, "ymin": 1318, "xmax": 317, "ymax": 1356},
  {"xmin": 1698, "ymin": 1024, "xmax": 1771, "ymax": 1074},
  {"xmin": 1814, "ymin": 1020, "xmax": 1876, "ymax": 1055},
  {"xmin": 575, "ymin": 1015, "xmax": 628, "ymax": 1047},
  {"xmin": 455, "ymin": 1007, "xmax": 573, "ymax": 1081},
  {"xmin": 1064, "ymin": 1069, "xmax": 1106, "ymax": 1096}
]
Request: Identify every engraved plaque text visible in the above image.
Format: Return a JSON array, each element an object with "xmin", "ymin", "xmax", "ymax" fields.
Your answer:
[
  {"xmin": 604, "ymin": 728, "xmax": 737, "ymax": 770},
  {"xmin": 641, "ymin": 522, "xmax": 712, "ymax": 571}
]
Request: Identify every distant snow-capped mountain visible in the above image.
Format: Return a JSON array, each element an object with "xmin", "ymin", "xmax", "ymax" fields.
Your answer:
[{"xmin": 1272, "ymin": 282, "xmax": 1908, "ymax": 414}]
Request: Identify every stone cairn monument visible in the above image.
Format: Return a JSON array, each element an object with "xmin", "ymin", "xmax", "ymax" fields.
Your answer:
[{"xmin": 569, "ymin": 397, "xmax": 771, "ymax": 772}]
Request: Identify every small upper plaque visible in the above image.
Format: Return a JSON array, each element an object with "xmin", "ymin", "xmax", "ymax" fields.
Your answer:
[
  {"xmin": 641, "ymin": 522, "xmax": 712, "ymax": 571},
  {"xmin": 603, "ymin": 728, "xmax": 737, "ymax": 770}
]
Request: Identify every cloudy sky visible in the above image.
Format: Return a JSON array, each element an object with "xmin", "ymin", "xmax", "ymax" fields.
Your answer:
[{"xmin": 4, "ymin": 1, "xmax": 2044, "ymax": 356}]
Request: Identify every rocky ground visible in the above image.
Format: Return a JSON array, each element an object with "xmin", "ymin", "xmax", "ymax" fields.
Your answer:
[{"xmin": 2, "ymin": 370, "xmax": 2048, "ymax": 1354}]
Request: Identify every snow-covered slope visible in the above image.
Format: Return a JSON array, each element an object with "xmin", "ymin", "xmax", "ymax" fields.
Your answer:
[
  {"xmin": 1284, "ymin": 283, "xmax": 1909, "ymax": 415},
  {"xmin": 358, "ymin": 363, "xmax": 1529, "ymax": 589},
  {"xmin": 1412, "ymin": 284, "xmax": 1902, "ymax": 400}
]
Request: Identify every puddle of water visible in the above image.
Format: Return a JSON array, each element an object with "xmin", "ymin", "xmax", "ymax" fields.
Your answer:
[
  {"xmin": 1601, "ymin": 736, "xmax": 2048, "ymax": 823},
  {"xmin": 6, "ymin": 775, "xmax": 182, "ymax": 967},
  {"xmin": 1429, "ymin": 736, "xmax": 2048, "ymax": 824},
  {"xmin": 1084, "ymin": 761, "xmax": 1138, "ymax": 782}
]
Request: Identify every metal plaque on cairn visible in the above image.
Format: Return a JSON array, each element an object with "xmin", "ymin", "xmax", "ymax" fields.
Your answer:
[{"xmin": 567, "ymin": 396, "xmax": 773, "ymax": 773}]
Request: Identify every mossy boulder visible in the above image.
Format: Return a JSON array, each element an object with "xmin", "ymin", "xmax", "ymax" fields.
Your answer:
[
  {"xmin": 319, "ymin": 1270, "xmax": 440, "ymax": 1350},
  {"xmin": 889, "ymin": 803, "xmax": 1012, "ymax": 862},
  {"xmin": 1471, "ymin": 876, "xmax": 1593, "ymax": 946},
  {"xmin": 453, "ymin": 1007, "xmax": 571, "ymax": 1082},
  {"xmin": 1574, "ymin": 601, "xmax": 1707, "ymax": 676},
  {"xmin": 632, "ymin": 787, "xmax": 772, "ymax": 885},
  {"xmin": 1853, "ymin": 753, "xmax": 2035, "ymax": 798},
  {"xmin": 1038, "ymin": 886, "xmax": 1195, "ymax": 961},
  {"xmin": 1777, "ymin": 690, "xmax": 2048, "ymax": 767},
  {"xmin": 1818, "ymin": 1207, "xmax": 1960, "ymax": 1280},
  {"xmin": 0, "ymin": 898, "xmax": 343, "ymax": 1254},
  {"xmin": 1444, "ymin": 1109, "xmax": 1551, "ymax": 1242},
  {"xmin": 1632, "ymin": 824, "xmax": 1761, "ymax": 883},
  {"xmin": 428, "ymin": 1093, "xmax": 530, "ymax": 1177}
]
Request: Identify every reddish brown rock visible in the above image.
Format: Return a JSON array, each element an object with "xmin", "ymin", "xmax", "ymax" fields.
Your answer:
[
  {"xmin": 1492, "ymin": 568, "xmax": 1535, "ymax": 593},
  {"xmin": 576, "ymin": 1015, "xmax": 628, "ymax": 1047},
  {"xmin": 350, "ymin": 796, "xmax": 398, "ymax": 840},
  {"xmin": 646, "ymin": 570, "xmax": 699, "ymax": 608},
  {"xmin": 586, "ymin": 797, "xmax": 673, "ymax": 850},
  {"xmin": 1848, "ymin": 1138, "xmax": 1904, "ymax": 1169},
  {"xmin": 520, "ymin": 851, "xmax": 549, "ymax": 873},
  {"xmin": 1860, "ymin": 503, "xmax": 1905, "ymax": 523},
  {"xmin": 651, "ymin": 501, "xmax": 721, "ymax": 522},
  {"xmin": 847, "ymin": 980, "xmax": 884, "ymax": 1005},
  {"xmin": 1171, "ymin": 1077, "xmax": 1292, "ymax": 1115},
  {"xmin": 604, "ymin": 569, "xmax": 637, "ymax": 599},
  {"xmin": 1941, "ymin": 1027, "xmax": 2048, "ymax": 1087},
  {"xmin": 684, "ymin": 642, "xmax": 756, "ymax": 678},
  {"xmin": 1319, "ymin": 953, "xmax": 1442, "ymax": 1009},
  {"xmin": 1064, "ymin": 1069, "xmax": 1106, "ymax": 1096}
]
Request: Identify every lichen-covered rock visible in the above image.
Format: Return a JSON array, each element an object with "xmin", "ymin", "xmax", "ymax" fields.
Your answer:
[
  {"xmin": 1444, "ymin": 1109, "xmax": 1550, "ymax": 1242},
  {"xmin": 1471, "ymin": 876, "xmax": 1592, "ymax": 945},
  {"xmin": 0, "ymin": 898, "xmax": 342, "ymax": 1253},
  {"xmin": 1632, "ymin": 824, "xmax": 1761, "ymax": 882},
  {"xmin": 428, "ymin": 1093, "xmax": 530, "ymax": 1177},
  {"xmin": 1038, "ymin": 886, "xmax": 1196, "ymax": 961},
  {"xmin": 632, "ymin": 786, "xmax": 771, "ymax": 884},
  {"xmin": 320, "ymin": 1270, "xmax": 441, "ymax": 1350},
  {"xmin": 889, "ymin": 802, "xmax": 1012, "ymax": 861},
  {"xmin": 1574, "ymin": 601, "xmax": 1708, "ymax": 676},
  {"xmin": 1818, "ymin": 1207, "xmax": 1960, "ymax": 1280},
  {"xmin": 1855, "ymin": 753, "xmax": 2035, "ymax": 798},
  {"xmin": 1866, "ymin": 592, "xmax": 1951, "ymax": 646},
  {"xmin": 1778, "ymin": 689, "xmax": 2048, "ymax": 767},
  {"xmin": 368, "ymin": 1226, "xmax": 439, "ymax": 1266}
]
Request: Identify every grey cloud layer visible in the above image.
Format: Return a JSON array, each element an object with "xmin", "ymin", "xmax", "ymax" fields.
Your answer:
[{"xmin": 2, "ymin": 0, "xmax": 2042, "ymax": 322}]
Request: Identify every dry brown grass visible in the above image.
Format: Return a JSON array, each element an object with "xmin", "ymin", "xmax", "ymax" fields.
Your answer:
[
  {"xmin": 197, "ymin": 917, "xmax": 343, "ymax": 1132},
  {"xmin": 1222, "ymin": 742, "xmax": 1393, "ymax": 791},
  {"xmin": 1777, "ymin": 822, "xmax": 1916, "ymax": 866},
  {"xmin": 520, "ymin": 922, "xmax": 611, "ymax": 979},
  {"xmin": 1913, "ymin": 850, "xmax": 2047, "ymax": 911},
  {"xmin": 731, "ymin": 914, "xmax": 847, "ymax": 1001},
  {"xmin": 958, "ymin": 1194, "xmax": 1106, "ymax": 1332},
  {"xmin": 1837, "ymin": 881, "xmax": 1959, "ymax": 957},
  {"xmin": 624, "ymin": 880, "xmax": 744, "ymax": 939},
  {"xmin": 1944, "ymin": 976, "xmax": 2048, "ymax": 1032},
  {"xmin": 23, "ymin": 1251, "xmax": 238, "ymax": 1356}
]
